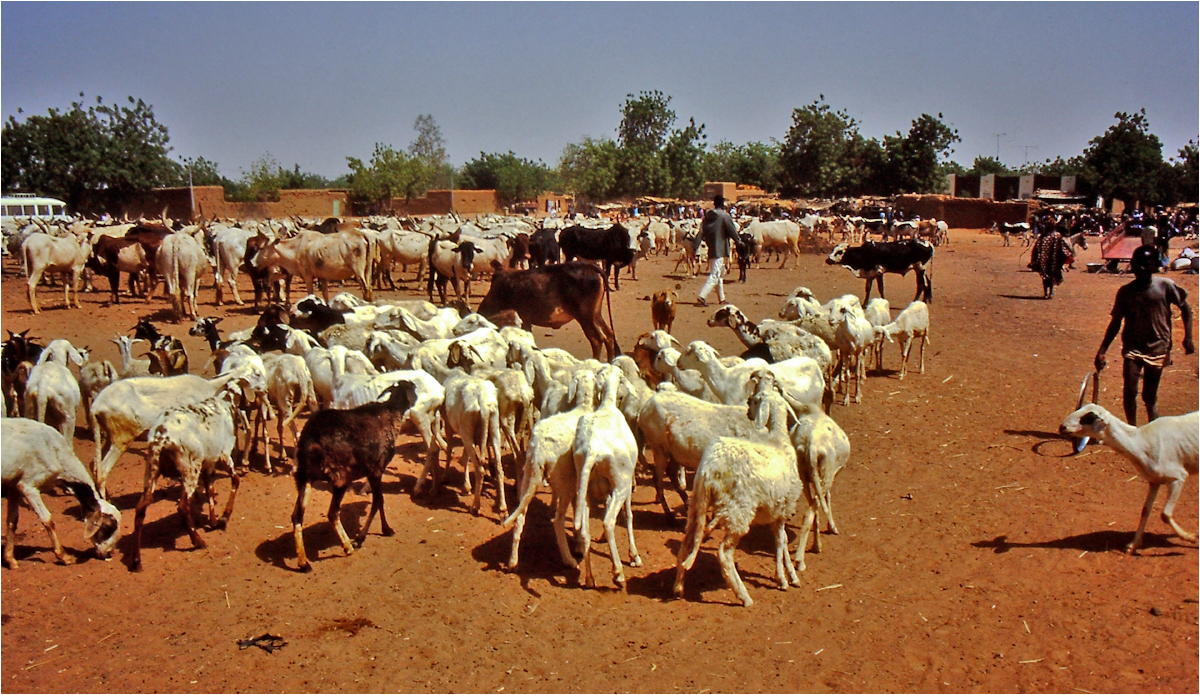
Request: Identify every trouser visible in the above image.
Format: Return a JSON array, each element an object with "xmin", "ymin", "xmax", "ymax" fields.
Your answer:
[
  {"xmin": 1122, "ymin": 357, "xmax": 1164, "ymax": 425},
  {"xmin": 699, "ymin": 257, "xmax": 726, "ymax": 302}
]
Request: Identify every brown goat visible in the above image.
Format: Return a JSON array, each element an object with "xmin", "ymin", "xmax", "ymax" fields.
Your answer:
[{"xmin": 651, "ymin": 286, "xmax": 680, "ymax": 334}]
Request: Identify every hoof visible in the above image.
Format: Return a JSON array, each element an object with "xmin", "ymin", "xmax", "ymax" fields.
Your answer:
[
  {"xmin": 297, "ymin": 562, "xmax": 314, "ymax": 573},
  {"xmin": 381, "ymin": 528, "xmax": 396, "ymax": 537}
]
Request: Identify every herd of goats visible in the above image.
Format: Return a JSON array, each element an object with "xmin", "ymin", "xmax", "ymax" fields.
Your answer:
[{"xmin": 2, "ymin": 210, "xmax": 1193, "ymax": 605}]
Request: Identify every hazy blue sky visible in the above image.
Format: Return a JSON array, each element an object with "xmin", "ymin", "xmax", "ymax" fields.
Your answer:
[{"xmin": 3, "ymin": 2, "xmax": 1197, "ymax": 181}]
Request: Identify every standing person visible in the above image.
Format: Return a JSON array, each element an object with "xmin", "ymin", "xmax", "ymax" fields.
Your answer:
[
  {"xmin": 1095, "ymin": 245, "xmax": 1195, "ymax": 424},
  {"xmin": 1030, "ymin": 223, "xmax": 1074, "ymax": 299},
  {"xmin": 697, "ymin": 195, "xmax": 736, "ymax": 307}
]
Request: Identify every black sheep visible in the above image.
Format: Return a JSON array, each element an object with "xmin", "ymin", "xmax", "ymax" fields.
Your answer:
[{"xmin": 291, "ymin": 381, "xmax": 419, "ymax": 572}]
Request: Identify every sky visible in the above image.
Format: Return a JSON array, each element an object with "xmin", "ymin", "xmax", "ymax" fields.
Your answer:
[{"xmin": 2, "ymin": 2, "xmax": 1197, "ymax": 182}]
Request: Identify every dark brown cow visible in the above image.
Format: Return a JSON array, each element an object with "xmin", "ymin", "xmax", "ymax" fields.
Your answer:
[{"xmin": 477, "ymin": 262, "xmax": 618, "ymax": 361}]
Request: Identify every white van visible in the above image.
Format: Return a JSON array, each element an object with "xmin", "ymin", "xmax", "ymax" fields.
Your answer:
[{"xmin": 1, "ymin": 194, "xmax": 71, "ymax": 223}]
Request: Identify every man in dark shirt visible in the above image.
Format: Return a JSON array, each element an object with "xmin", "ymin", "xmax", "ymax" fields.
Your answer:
[
  {"xmin": 1095, "ymin": 245, "xmax": 1195, "ymax": 424},
  {"xmin": 697, "ymin": 195, "xmax": 736, "ymax": 306}
]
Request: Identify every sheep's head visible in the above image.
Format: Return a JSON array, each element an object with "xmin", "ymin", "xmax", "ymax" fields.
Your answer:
[
  {"xmin": 84, "ymin": 498, "xmax": 122, "ymax": 559},
  {"xmin": 1059, "ymin": 404, "xmax": 1111, "ymax": 440}
]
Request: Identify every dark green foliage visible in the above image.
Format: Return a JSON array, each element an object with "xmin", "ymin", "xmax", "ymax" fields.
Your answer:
[
  {"xmin": 459, "ymin": 151, "xmax": 555, "ymax": 206},
  {"xmin": 2, "ymin": 94, "xmax": 177, "ymax": 212}
]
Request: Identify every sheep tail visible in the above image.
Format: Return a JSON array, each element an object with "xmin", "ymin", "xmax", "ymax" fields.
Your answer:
[
  {"xmin": 676, "ymin": 470, "xmax": 712, "ymax": 571},
  {"xmin": 281, "ymin": 392, "xmax": 305, "ymax": 431},
  {"xmin": 573, "ymin": 452, "xmax": 598, "ymax": 532}
]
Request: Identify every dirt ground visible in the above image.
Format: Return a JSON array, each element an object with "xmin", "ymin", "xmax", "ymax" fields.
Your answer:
[{"xmin": 2, "ymin": 228, "xmax": 1197, "ymax": 694}]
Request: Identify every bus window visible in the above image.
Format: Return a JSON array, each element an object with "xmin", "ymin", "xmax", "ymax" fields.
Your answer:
[
  {"xmin": 37, "ymin": 205, "xmax": 49, "ymax": 215},
  {"xmin": 52, "ymin": 205, "xmax": 64, "ymax": 215},
  {"xmin": 22, "ymin": 205, "xmax": 35, "ymax": 215}
]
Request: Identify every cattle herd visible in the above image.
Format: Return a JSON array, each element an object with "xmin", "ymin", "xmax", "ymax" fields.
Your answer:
[{"xmin": 1, "ymin": 208, "xmax": 1193, "ymax": 610}]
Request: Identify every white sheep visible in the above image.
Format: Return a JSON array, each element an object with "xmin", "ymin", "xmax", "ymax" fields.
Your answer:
[
  {"xmin": 790, "ymin": 409, "xmax": 851, "ymax": 570},
  {"xmin": 862, "ymin": 298, "xmax": 891, "ymax": 373},
  {"xmin": 90, "ymin": 371, "xmax": 245, "ymax": 498},
  {"xmin": 3, "ymin": 418, "xmax": 122, "ymax": 569},
  {"xmin": 263, "ymin": 353, "xmax": 317, "ymax": 458},
  {"xmin": 500, "ymin": 370, "xmax": 599, "ymax": 571},
  {"xmin": 23, "ymin": 360, "xmax": 82, "ymax": 440},
  {"xmin": 573, "ymin": 365, "xmax": 642, "ymax": 588},
  {"xmin": 130, "ymin": 387, "xmax": 244, "ymax": 571},
  {"xmin": 829, "ymin": 300, "xmax": 875, "ymax": 405},
  {"xmin": 439, "ymin": 364, "xmax": 504, "ymax": 515},
  {"xmin": 880, "ymin": 301, "xmax": 930, "ymax": 380},
  {"xmin": 651, "ymin": 347, "xmax": 718, "ymax": 402},
  {"xmin": 79, "ymin": 359, "xmax": 119, "ymax": 435},
  {"xmin": 671, "ymin": 381, "xmax": 810, "ymax": 607},
  {"xmin": 1060, "ymin": 404, "xmax": 1198, "ymax": 552}
]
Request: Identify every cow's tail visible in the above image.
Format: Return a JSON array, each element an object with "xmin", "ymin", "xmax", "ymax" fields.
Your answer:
[{"xmin": 603, "ymin": 271, "xmax": 621, "ymax": 357}]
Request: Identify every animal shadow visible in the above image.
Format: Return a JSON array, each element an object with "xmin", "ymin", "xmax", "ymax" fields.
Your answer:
[
  {"xmin": 254, "ymin": 500, "xmax": 373, "ymax": 571},
  {"xmin": 997, "ymin": 294, "xmax": 1047, "ymax": 301},
  {"xmin": 973, "ymin": 531, "xmax": 1187, "ymax": 556}
]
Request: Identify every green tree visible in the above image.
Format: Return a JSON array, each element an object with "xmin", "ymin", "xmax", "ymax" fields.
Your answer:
[
  {"xmin": 703, "ymin": 141, "xmax": 782, "ymax": 193},
  {"xmin": 617, "ymin": 90, "xmax": 674, "ymax": 151},
  {"xmin": 1080, "ymin": 110, "xmax": 1169, "ymax": 206},
  {"xmin": 409, "ymin": 114, "xmax": 446, "ymax": 163},
  {"xmin": 882, "ymin": 113, "xmax": 960, "ymax": 194},
  {"xmin": 2, "ymin": 94, "xmax": 177, "ymax": 212},
  {"xmin": 346, "ymin": 143, "xmax": 426, "ymax": 212},
  {"xmin": 778, "ymin": 97, "xmax": 865, "ymax": 198},
  {"xmin": 459, "ymin": 151, "xmax": 554, "ymax": 206},
  {"xmin": 558, "ymin": 137, "xmax": 620, "ymax": 202},
  {"xmin": 1173, "ymin": 139, "xmax": 1198, "ymax": 203},
  {"xmin": 967, "ymin": 156, "xmax": 1009, "ymax": 176},
  {"xmin": 661, "ymin": 117, "xmax": 708, "ymax": 199}
]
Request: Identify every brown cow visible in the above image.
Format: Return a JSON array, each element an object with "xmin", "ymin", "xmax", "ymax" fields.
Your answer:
[{"xmin": 477, "ymin": 262, "xmax": 618, "ymax": 361}]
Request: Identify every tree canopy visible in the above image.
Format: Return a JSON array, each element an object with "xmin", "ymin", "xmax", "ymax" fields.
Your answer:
[
  {"xmin": 458, "ymin": 151, "xmax": 555, "ymax": 207},
  {"xmin": 1, "ymin": 94, "xmax": 177, "ymax": 212}
]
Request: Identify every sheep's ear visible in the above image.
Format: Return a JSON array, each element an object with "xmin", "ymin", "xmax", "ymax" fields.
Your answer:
[{"xmin": 523, "ymin": 360, "xmax": 535, "ymax": 385}]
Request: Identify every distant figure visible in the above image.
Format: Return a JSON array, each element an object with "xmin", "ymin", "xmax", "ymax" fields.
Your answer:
[
  {"xmin": 697, "ymin": 195, "xmax": 736, "ymax": 307},
  {"xmin": 1095, "ymin": 245, "xmax": 1195, "ymax": 424},
  {"xmin": 1030, "ymin": 224, "xmax": 1074, "ymax": 299}
]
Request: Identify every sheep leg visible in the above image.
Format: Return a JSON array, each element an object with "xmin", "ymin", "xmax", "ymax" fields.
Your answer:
[
  {"xmin": 202, "ymin": 468, "xmax": 220, "ymax": 529},
  {"xmin": 215, "ymin": 457, "xmax": 240, "ymax": 531},
  {"xmin": 602, "ymin": 491, "xmax": 629, "ymax": 588},
  {"xmin": 489, "ymin": 415, "xmax": 507, "ymax": 515},
  {"xmin": 1160, "ymin": 478, "xmax": 1197, "ymax": 542},
  {"xmin": 131, "ymin": 469, "xmax": 161, "ymax": 572},
  {"xmin": 623, "ymin": 488, "xmax": 642, "ymax": 568},
  {"xmin": 465, "ymin": 436, "xmax": 486, "ymax": 516},
  {"xmin": 326, "ymin": 486, "xmax": 355, "ymax": 556},
  {"xmin": 918, "ymin": 334, "xmax": 927, "ymax": 375},
  {"xmin": 899, "ymin": 337, "xmax": 913, "ymax": 380},
  {"xmin": 718, "ymin": 530, "xmax": 752, "ymax": 607},
  {"xmin": 292, "ymin": 482, "xmax": 314, "ymax": 572},
  {"xmin": 551, "ymin": 489, "xmax": 579, "ymax": 569},
  {"xmin": 775, "ymin": 519, "xmax": 800, "ymax": 588},
  {"xmin": 1126, "ymin": 483, "xmax": 1161, "ymax": 553},
  {"xmin": 647, "ymin": 449, "xmax": 673, "ymax": 516},
  {"xmin": 3, "ymin": 496, "xmax": 20, "ymax": 569},
  {"xmin": 178, "ymin": 482, "xmax": 207, "ymax": 550},
  {"xmin": 577, "ymin": 494, "xmax": 595, "ymax": 588},
  {"xmin": 793, "ymin": 501, "xmax": 818, "ymax": 572},
  {"xmin": 353, "ymin": 475, "xmax": 391, "ymax": 548}
]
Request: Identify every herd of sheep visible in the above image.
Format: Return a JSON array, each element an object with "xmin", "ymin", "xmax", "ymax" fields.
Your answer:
[{"xmin": 2, "ymin": 212, "xmax": 1195, "ymax": 607}]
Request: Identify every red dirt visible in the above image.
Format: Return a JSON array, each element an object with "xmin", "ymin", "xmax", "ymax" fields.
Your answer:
[{"xmin": 2, "ymin": 229, "xmax": 1197, "ymax": 693}]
